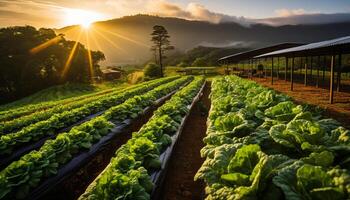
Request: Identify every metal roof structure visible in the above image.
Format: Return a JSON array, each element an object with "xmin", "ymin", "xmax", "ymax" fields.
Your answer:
[
  {"xmin": 101, "ymin": 68, "xmax": 121, "ymax": 74},
  {"xmin": 218, "ymin": 43, "xmax": 304, "ymax": 64},
  {"xmin": 256, "ymin": 36, "xmax": 350, "ymax": 58}
]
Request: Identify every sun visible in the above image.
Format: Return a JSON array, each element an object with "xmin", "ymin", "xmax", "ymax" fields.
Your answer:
[{"xmin": 63, "ymin": 8, "xmax": 104, "ymax": 29}]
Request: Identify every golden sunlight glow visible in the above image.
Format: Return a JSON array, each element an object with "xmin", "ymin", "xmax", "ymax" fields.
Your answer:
[
  {"xmin": 29, "ymin": 35, "xmax": 63, "ymax": 55},
  {"xmin": 97, "ymin": 27, "xmax": 150, "ymax": 48},
  {"xmin": 61, "ymin": 30, "xmax": 83, "ymax": 78},
  {"xmin": 63, "ymin": 8, "xmax": 104, "ymax": 28},
  {"xmin": 85, "ymin": 31, "xmax": 95, "ymax": 82}
]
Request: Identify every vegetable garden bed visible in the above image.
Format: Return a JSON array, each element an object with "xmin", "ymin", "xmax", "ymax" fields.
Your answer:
[
  {"xmin": 31, "ymin": 85, "xmax": 182, "ymax": 200},
  {"xmin": 150, "ymin": 80, "xmax": 205, "ymax": 199},
  {"xmin": 79, "ymin": 77, "xmax": 205, "ymax": 200},
  {"xmin": 3, "ymin": 75, "xmax": 348, "ymax": 200},
  {"xmin": 195, "ymin": 75, "xmax": 350, "ymax": 200},
  {"xmin": 0, "ymin": 77, "xmax": 179, "ymax": 169},
  {"xmin": 159, "ymin": 81, "xmax": 211, "ymax": 200},
  {"xmin": 0, "ymin": 76, "xmax": 192, "ymax": 200}
]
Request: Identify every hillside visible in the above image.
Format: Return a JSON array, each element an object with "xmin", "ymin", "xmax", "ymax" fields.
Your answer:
[
  {"xmin": 164, "ymin": 46, "xmax": 250, "ymax": 66},
  {"xmin": 57, "ymin": 15, "xmax": 350, "ymax": 65}
]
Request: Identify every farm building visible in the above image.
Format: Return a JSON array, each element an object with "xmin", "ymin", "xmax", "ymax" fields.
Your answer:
[
  {"xmin": 101, "ymin": 68, "xmax": 122, "ymax": 80},
  {"xmin": 219, "ymin": 36, "xmax": 350, "ymax": 104}
]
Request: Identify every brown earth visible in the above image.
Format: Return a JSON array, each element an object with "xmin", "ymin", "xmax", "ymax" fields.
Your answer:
[
  {"xmin": 252, "ymin": 76, "xmax": 350, "ymax": 128},
  {"xmin": 159, "ymin": 82, "xmax": 211, "ymax": 200}
]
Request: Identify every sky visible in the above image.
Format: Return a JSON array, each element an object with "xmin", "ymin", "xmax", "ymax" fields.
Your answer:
[{"xmin": 0, "ymin": 0, "xmax": 349, "ymax": 28}]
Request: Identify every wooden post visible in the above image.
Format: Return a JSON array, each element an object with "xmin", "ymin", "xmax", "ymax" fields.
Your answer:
[
  {"xmin": 271, "ymin": 57, "xmax": 274, "ymax": 85},
  {"xmin": 259, "ymin": 59, "xmax": 262, "ymax": 78},
  {"xmin": 304, "ymin": 57, "xmax": 308, "ymax": 86},
  {"xmin": 250, "ymin": 59, "xmax": 253, "ymax": 79},
  {"xmin": 330, "ymin": 55, "xmax": 335, "ymax": 104},
  {"xmin": 337, "ymin": 54, "xmax": 342, "ymax": 92},
  {"xmin": 225, "ymin": 62, "xmax": 230, "ymax": 75},
  {"xmin": 285, "ymin": 57, "xmax": 288, "ymax": 81},
  {"xmin": 301, "ymin": 57, "xmax": 304, "ymax": 76},
  {"xmin": 277, "ymin": 57, "xmax": 280, "ymax": 79},
  {"xmin": 310, "ymin": 56, "xmax": 313, "ymax": 83},
  {"xmin": 242, "ymin": 61, "xmax": 244, "ymax": 74},
  {"xmin": 291, "ymin": 57, "xmax": 294, "ymax": 91},
  {"xmin": 323, "ymin": 56, "xmax": 326, "ymax": 84},
  {"xmin": 316, "ymin": 56, "xmax": 320, "ymax": 88},
  {"xmin": 264, "ymin": 58, "xmax": 267, "ymax": 78}
]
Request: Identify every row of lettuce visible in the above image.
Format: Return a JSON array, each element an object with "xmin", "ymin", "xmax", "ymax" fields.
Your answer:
[
  {"xmin": 0, "ymin": 77, "xmax": 179, "ymax": 156},
  {"xmin": 0, "ymin": 86, "xmax": 118, "ymax": 123},
  {"xmin": 0, "ymin": 78, "xmax": 173, "ymax": 134},
  {"xmin": 78, "ymin": 76, "xmax": 205, "ymax": 200},
  {"xmin": 195, "ymin": 76, "xmax": 350, "ymax": 200},
  {"xmin": 0, "ymin": 76, "xmax": 193, "ymax": 199}
]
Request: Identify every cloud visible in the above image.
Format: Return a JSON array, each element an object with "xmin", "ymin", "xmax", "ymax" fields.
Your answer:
[
  {"xmin": 0, "ymin": 0, "xmax": 350, "ymax": 28},
  {"xmin": 198, "ymin": 40, "xmax": 256, "ymax": 48},
  {"xmin": 275, "ymin": 8, "xmax": 307, "ymax": 17},
  {"xmin": 258, "ymin": 13, "xmax": 350, "ymax": 26},
  {"xmin": 147, "ymin": 1, "xmax": 252, "ymax": 26},
  {"xmin": 0, "ymin": 0, "xmax": 69, "ymax": 27}
]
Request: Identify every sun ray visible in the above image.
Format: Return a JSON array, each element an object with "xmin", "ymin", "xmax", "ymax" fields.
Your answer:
[
  {"xmin": 85, "ymin": 30, "xmax": 95, "ymax": 83},
  {"xmin": 60, "ymin": 25, "xmax": 79, "ymax": 35},
  {"xmin": 61, "ymin": 30, "xmax": 83, "ymax": 78},
  {"xmin": 29, "ymin": 35, "xmax": 63, "ymax": 55},
  {"xmin": 92, "ymin": 29, "xmax": 128, "ymax": 54},
  {"xmin": 96, "ymin": 26, "xmax": 150, "ymax": 48},
  {"xmin": 89, "ymin": 30, "xmax": 103, "ymax": 51}
]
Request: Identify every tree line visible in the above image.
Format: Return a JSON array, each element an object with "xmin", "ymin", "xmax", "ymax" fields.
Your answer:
[{"xmin": 0, "ymin": 26, "xmax": 105, "ymax": 103}]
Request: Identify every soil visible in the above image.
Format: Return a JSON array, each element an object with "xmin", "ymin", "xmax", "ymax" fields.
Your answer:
[
  {"xmin": 159, "ymin": 82, "xmax": 211, "ymax": 200},
  {"xmin": 251, "ymin": 76, "xmax": 350, "ymax": 128}
]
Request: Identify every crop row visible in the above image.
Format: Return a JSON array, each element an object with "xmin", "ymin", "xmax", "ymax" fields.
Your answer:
[
  {"xmin": 0, "ymin": 87, "xmax": 116, "ymax": 122},
  {"xmin": 0, "ymin": 76, "xmax": 179, "ymax": 156},
  {"xmin": 0, "ymin": 79, "xmax": 165, "ymax": 123},
  {"xmin": 79, "ymin": 76, "xmax": 205, "ymax": 200},
  {"xmin": 0, "ymin": 76, "xmax": 192, "ymax": 199},
  {"xmin": 0, "ymin": 78, "xmax": 168, "ymax": 133},
  {"xmin": 195, "ymin": 76, "xmax": 350, "ymax": 200}
]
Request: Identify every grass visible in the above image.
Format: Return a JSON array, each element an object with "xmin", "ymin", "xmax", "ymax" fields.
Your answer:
[
  {"xmin": 127, "ymin": 71, "xmax": 144, "ymax": 84},
  {"xmin": 164, "ymin": 66, "xmax": 223, "ymax": 76},
  {"xmin": 1, "ymin": 65, "xmax": 224, "ymax": 111}
]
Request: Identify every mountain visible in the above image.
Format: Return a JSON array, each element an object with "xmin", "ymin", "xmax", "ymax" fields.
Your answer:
[
  {"xmin": 257, "ymin": 13, "xmax": 350, "ymax": 26},
  {"xmin": 56, "ymin": 15, "xmax": 350, "ymax": 65}
]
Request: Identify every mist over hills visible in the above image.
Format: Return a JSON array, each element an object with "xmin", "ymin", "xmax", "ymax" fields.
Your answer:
[{"xmin": 56, "ymin": 15, "xmax": 350, "ymax": 65}]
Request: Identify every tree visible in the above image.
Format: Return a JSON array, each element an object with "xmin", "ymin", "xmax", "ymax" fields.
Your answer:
[
  {"xmin": 144, "ymin": 62, "xmax": 161, "ymax": 78},
  {"xmin": 192, "ymin": 57, "xmax": 207, "ymax": 67},
  {"xmin": 0, "ymin": 26, "xmax": 105, "ymax": 103},
  {"xmin": 150, "ymin": 25, "xmax": 174, "ymax": 77}
]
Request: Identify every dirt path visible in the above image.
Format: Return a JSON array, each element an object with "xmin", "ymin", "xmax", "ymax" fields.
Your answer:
[
  {"xmin": 252, "ymin": 77, "xmax": 350, "ymax": 128},
  {"xmin": 159, "ymin": 82, "xmax": 211, "ymax": 200}
]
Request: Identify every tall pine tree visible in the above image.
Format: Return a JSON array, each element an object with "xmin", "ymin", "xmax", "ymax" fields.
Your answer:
[{"xmin": 150, "ymin": 25, "xmax": 174, "ymax": 77}]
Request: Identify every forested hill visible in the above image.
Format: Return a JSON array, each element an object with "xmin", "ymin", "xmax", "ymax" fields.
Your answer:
[
  {"xmin": 163, "ymin": 46, "xmax": 250, "ymax": 67},
  {"xmin": 0, "ymin": 26, "xmax": 105, "ymax": 103},
  {"xmin": 57, "ymin": 15, "xmax": 350, "ymax": 65}
]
